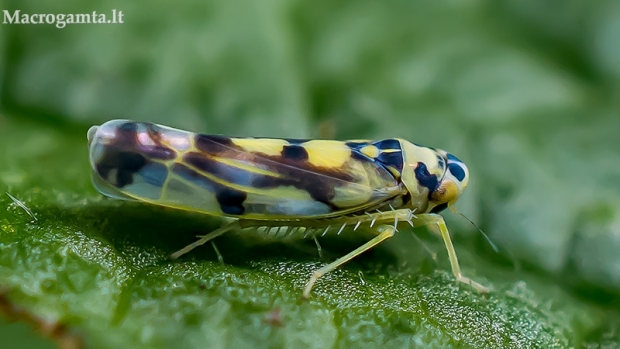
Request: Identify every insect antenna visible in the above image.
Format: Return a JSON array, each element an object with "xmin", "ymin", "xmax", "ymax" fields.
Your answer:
[{"xmin": 450, "ymin": 206, "xmax": 499, "ymax": 253}]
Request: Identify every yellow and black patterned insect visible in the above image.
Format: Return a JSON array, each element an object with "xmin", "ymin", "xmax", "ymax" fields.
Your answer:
[{"xmin": 87, "ymin": 120, "xmax": 488, "ymax": 298}]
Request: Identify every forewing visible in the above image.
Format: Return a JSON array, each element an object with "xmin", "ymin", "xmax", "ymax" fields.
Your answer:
[{"xmin": 89, "ymin": 120, "xmax": 402, "ymax": 219}]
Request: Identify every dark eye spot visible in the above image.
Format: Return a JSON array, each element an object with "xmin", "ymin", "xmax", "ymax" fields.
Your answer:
[
  {"xmin": 449, "ymin": 163, "xmax": 466, "ymax": 182},
  {"xmin": 414, "ymin": 162, "xmax": 439, "ymax": 192}
]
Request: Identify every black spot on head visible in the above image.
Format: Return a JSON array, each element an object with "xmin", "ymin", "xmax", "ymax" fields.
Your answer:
[
  {"xmin": 373, "ymin": 139, "xmax": 401, "ymax": 150},
  {"xmin": 281, "ymin": 145, "xmax": 308, "ymax": 161},
  {"xmin": 195, "ymin": 134, "xmax": 235, "ymax": 154},
  {"xmin": 414, "ymin": 162, "xmax": 439, "ymax": 193},
  {"xmin": 96, "ymin": 150, "xmax": 147, "ymax": 187},
  {"xmin": 449, "ymin": 163, "xmax": 466, "ymax": 182},
  {"xmin": 430, "ymin": 203, "xmax": 448, "ymax": 213},
  {"xmin": 216, "ymin": 188, "xmax": 247, "ymax": 215}
]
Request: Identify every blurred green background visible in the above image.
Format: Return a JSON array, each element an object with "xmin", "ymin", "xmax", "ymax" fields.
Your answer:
[{"xmin": 1, "ymin": 0, "xmax": 620, "ymax": 348}]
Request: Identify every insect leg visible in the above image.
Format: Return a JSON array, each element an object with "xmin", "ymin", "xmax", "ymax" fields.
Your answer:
[
  {"xmin": 414, "ymin": 214, "xmax": 489, "ymax": 293},
  {"xmin": 170, "ymin": 221, "xmax": 240, "ymax": 260},
  {"xmin": 302, "ymin": 224, "xmax": 396, "ymax": 299}
]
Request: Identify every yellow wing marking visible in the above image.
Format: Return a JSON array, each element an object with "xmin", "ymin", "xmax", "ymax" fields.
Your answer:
[
  {"xmin": 360, "ymin": 145, "xmax": 379, "ymax": 158},
  {"xmin": 231, "ymin": 138, "xmax": 288, "ymax": 156},
  {"xmin": 302, "ymin": 140, "xmax": 352, "ymax": 168}
]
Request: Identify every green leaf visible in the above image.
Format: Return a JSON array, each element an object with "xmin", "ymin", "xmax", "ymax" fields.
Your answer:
[{"xmin": 0, "ymin": 116, "xmax": 607, "ymax": 349}]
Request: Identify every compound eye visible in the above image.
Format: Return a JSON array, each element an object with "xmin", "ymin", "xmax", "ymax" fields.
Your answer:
[
  {"xmin": 448, "ymin": 162, "xmax": 466, "ymax": 182},
  {"xmin": 445, "ymin": 153, "xmax": 469, "ymax": 189}
]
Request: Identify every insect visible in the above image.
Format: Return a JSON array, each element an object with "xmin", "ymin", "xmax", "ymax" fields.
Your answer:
[{"xmin": 87, "ymin": 119, "xmax": 488, "ymax": 298}]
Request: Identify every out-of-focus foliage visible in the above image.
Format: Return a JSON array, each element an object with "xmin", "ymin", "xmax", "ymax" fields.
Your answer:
[{"xmin": 1, "ymin": 0, "xmax": 620, "ymax": 348}]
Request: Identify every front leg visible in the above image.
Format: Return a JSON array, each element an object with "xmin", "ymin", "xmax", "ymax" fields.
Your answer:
[
  {"xmin": 301, "ymin": 211, "xmax": 488, "ymax": 298},
  {"xmin": 413, "ymin": 213, "xmax": 489, "ymax": 293}
]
